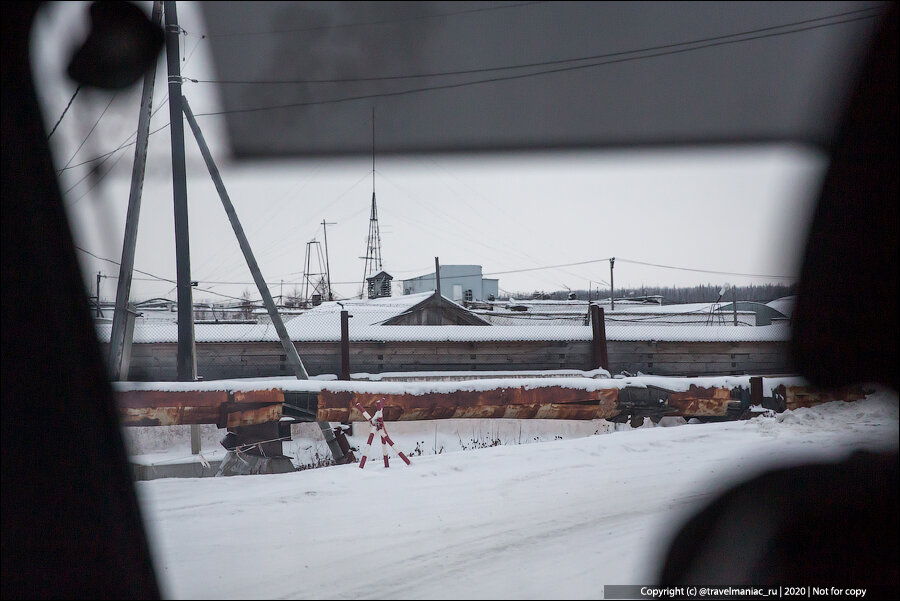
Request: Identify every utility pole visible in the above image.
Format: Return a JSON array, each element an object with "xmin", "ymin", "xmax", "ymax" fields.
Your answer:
[
  {"xmin": 108, "ymin": 0, "xmax": 162, "ymax": 380},
  {"xmin": 434, "ymin": 256, "xmax": 442, "ymax": 298},
  {"xmin": 165, "ymin": 1, "xmax": 196, "ymax": 385},
  {"xmin": 609, "ymin": 257, "xmax": 615, "ymax": 311},
  {"xmin": 321, "ymin": 219, "xmax": 336, "ymax": 301},
  {"xmin": 428, "ymin": 257, "xmax": 442, "ymax": 326},
  {"xmin": 182, "ymin": 96, "xmax": 348, "ymax": 464},
  {"xmin": 732, "ymin": 285, "xmax": 738, "ymax": 326},
  {"xmin": 95, "ymin": 271, "xmax": 106, "ymax": 317}
]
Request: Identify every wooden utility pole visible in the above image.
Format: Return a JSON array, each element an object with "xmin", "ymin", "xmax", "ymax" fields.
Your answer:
[
  {"xmin": 165, "ymin": 1, "xmax": 198, "ymax": 454},
  {"xmin": 108, "ymin": 1, "xmax": 162, "ymax": 380},
  {"xmin": 165, "ymin": 1, "xmax": 196, "ymax": 384},
  {"xmin": 182, "ymin": 96, "xmax": 348, "ymax": 464}
]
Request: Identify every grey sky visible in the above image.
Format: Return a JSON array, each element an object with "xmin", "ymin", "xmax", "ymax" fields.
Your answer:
[{"xmin": 31, "ymin": 2, "xmax": 874, "ymax": 303}]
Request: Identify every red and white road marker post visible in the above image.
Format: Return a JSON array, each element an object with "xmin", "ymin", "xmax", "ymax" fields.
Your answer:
[{"xmin": 356, "ymin": 400, "xmax": 411, "ymax": 469}]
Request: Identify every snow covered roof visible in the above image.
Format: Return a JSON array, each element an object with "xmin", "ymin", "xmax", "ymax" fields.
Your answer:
[
  {"xmin": 94, "ymin": 291, "xmax": 792, "ymax": 344},
  {"xmin": 766, "ymin": 295, "xmax": 797, "ymax": 318},
  {"xmin": 297, "ymin": 292, "xmax": 430, "ymax": 324}
]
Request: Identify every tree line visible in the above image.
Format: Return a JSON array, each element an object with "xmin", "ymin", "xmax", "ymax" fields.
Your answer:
[{"xmin": 511, "ymin": 283, "xmax": 797, "ymax": 304}]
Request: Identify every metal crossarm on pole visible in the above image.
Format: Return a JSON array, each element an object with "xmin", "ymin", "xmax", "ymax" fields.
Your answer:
[{"xmin": 355, "ymin": 400, "xmax": 411, "ymax": 469}]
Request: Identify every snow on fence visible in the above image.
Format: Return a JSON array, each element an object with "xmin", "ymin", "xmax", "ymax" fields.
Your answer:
[
  {"xmin": 95, "ymin": 321, "xmax": 791, "ymax": 344},
  {"xmin": 95, "ymin": 312, "xmax": 793, "ymax": 380}
]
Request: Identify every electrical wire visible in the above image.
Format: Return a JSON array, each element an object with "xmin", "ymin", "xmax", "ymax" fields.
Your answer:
[
  {"xmin": 62, "ymin": 123, "xmax": 170, "ymax": 199},
  {"xmin": 203, "ymin": 1, "xmax": 548, "ymax": 38},
  {"xmin": 192, "ymin": 13, "xmax": 879, "ymax": 118},
  {"xmin": 196, "ymin": 7, "xmax": 882, "ymax": 86},
  {"xmin": 47, "ymin": 84, "xmax": 82, "ymax": 139},
  {"xmin": 74, "ymin": 246, "xmax": 253, "ymax": 302},
  {"xmin": 616, "ymin": 258, "xmax": 798, "ymax": 280},
  {"xmin": 60, "ymin": 92, "xmax": 119, "ymax": 170}
]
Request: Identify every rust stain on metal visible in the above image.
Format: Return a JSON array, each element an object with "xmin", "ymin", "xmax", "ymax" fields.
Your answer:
[
  {"xmin": 116, "ymin": 390, "xmax": 229, "ymax": 409},
  {"xmin": 668, "ymin": 386, "xmax": 732, "ymax": 401},
  {"xmin": 317, "ymin": 386, "xmax": 620, "ymax": 422},
  {"xmin": 118, "ymin": 405, "xmax": 222, "ymax": 426},
  {"xmin": 666, "ymin": 386, "xmax": 732, "ymax": 416},
  {"xmin": 116, "ymin": 389, "xmax": 284, "ymax": 427},
  {"xmin": 226, "ymin": 403, "xmax": 282, "ymax": 428},
  {"xmin": 666, "ymin": 398, "xmax": 729, "ymax": 416},
  {"xmin": 783, "ymin": 385, "xmax": 868, "ymax": 410},
  {"xmin": 232, "ymin": 389, "xmax": 284, "ymax": 405}
]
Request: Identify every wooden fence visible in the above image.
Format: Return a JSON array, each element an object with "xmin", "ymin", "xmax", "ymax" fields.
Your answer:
[{"xmin": 111, "ymin": 339, "xmax": 792, "ymax": 381}]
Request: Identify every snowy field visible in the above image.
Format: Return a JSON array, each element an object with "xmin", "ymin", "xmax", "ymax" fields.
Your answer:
[{"xmin": 134, "ymin": 392, "xmax": 898, "ymax": 599}]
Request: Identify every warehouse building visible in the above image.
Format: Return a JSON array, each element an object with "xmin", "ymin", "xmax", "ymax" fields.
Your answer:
[{"xmin": 402, "ymin": 265, "xmax": 499, "ymax": 303}]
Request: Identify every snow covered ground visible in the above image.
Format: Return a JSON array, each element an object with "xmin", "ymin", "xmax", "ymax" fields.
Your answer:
[{"xmin": 134, "ymin": 391, "xmax": 898, "ymax": 599}]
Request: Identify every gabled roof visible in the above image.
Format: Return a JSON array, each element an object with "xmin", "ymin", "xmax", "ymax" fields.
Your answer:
[
  {"xmin": 365, "ymin": 271, "xmax": 393, "ymax": 281},
  {"xmin": 382, "ymin": 292, "xmax": 491, "ymax": 326}
]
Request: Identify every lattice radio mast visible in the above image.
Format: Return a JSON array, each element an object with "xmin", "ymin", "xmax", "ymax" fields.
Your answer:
[
  {"xmin": 360, "ymin": 107, "xmax": 384, "ymax": 297},
  {"xmin": 302, "ymin": 239, "xmax": 329, "ymax": 306}
]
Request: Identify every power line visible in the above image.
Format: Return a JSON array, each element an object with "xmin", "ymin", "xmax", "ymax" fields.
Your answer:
[
  {"xmin": 195, "ymin": 7, "xmax": 882, "ymax": 86},
  {"xmin": 47, "ymin": 84, "xmax": 82, "ymax": 139},
  {"xmin": 616, "ymin": 258, "xmax": 798, "ymax": 280},
  {"xmin": 66, "ymin": 148, "xmax": 130, "ymax": 205},
  {"xmin": 55, "ymin": 8, "xmax": 878, "ymax": 179},
  {"xmin": 204, "ymin": 1, "xmax": 548, "ymax": 38},
  {"xmin": 60, "ymin": 119, "xmax": 170, "ymax": 174},
  {"xmin": 58, "ymin": 23, "xmax": 204, "ymax": 175},
  {"xmin": 74, "ymin": 246, "xmax": 250, "ymax": 302},
  {"xmin": 61, "ymin": 122, "xmax": 170, "ymax": 198},
  {"xmin": 191, "ymin": 13, "xmax": 879, "ymax": 118},
  {"xmin": 154, "ymin": 255, "xmax": 619, "ymax": 287},
  {"xmin": 61, "ymin": 92, "xmax": 119, "ymax": 170},
  {"xmin": 75, "ymin": 246, "xmax": 175, "ymax": 283}
]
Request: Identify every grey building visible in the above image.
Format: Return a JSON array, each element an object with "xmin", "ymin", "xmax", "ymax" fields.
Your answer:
[{"xmin": 402, "ymin": 265, "xmax": 499, "ymax": 302}]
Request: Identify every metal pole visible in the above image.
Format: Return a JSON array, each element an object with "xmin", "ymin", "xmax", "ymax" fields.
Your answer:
[
  {"xmin": 165, "ymin": 0, "xmax": 196, "ymax": 384},
  {"xmin": 590, "ymin": 305, "xmax": 609, "ymax": 371},
  {"xmin": 340, "ymin": 309, "xmax": 350, "ymax": 380},
  {"xmin": 182, "ymin": 97, "xmax": 348, "ymax": 463},
  {"xmin": 95, "ymin": 271, "xmax": 104, "ymax": 317},
  {"xmin": 322, "ymin": 219, "xmax": 335, "ymax": 301},
  {"xmin": 732, "ymin": 285, "xmax": 738, "ymax": 326},
  {"xmin": 434, "ymin": 256, "xmax": 441, "ymax": 297},
  {"xmin": 108, "ymin": 1, "xmax": 161, "ymax": 380},
  {"xmin": 609, "ymin": 258, "xmax": 615, "ymax": 311}
]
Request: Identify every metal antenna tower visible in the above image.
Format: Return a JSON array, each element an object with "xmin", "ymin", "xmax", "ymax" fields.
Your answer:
[
  {"xmin": 302, "ymin": 240, "xmax": 329, "ymax": 306},
  {"xmin": 360, "ymin": 107, "xmax": 384, "ymax": 296}
]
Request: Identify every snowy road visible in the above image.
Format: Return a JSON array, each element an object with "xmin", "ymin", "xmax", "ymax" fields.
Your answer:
[{"xmin": 136, "ymin": 394, "xmax": 897, "ymax": 599}]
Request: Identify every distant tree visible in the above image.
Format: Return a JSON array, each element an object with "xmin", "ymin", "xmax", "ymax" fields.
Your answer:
[
  {"xmin": 239, "ymin": 288, "xmax": 254, "ymax": 319},
  {"xmin": 508, "ymin": 283, "xmax": 797, "ymax": 304},
  {"xmin": 284, "ymin": 285, "xmax": 302, "ymax": 308}
]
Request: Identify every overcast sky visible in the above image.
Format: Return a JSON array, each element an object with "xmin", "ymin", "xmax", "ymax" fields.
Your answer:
[{"xmin": 32, "ymin": 1, "xmax": 878, "ymax": 304}]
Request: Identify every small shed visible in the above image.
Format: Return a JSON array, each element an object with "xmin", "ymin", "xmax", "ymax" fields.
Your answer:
[{"xmin": 366, "ymin": 271, "xmax": 393, "ymax": 299}]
